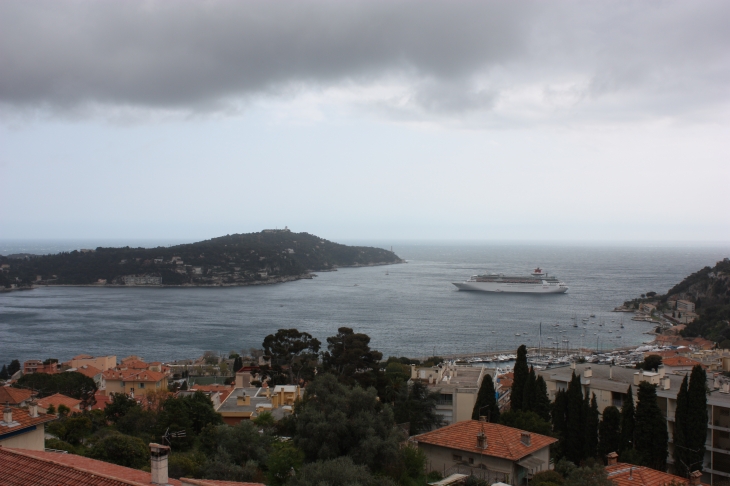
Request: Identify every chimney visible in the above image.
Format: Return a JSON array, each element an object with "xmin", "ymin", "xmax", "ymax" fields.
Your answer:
[
  {"xmin": 237, "ymin": 394, "xmax": 251, "ymax": 406},
  {"xmin": 658, "ymin": 365, "xmax": 665, "ymax": 378},
  {"xmin": 149, "ymin": 443, "xmax": 170, "ymax": 485},
  {"xmin": 428, "ymin": 376, "xmax": 434, "ymax": 384},
  {"xmin": 570, "ymin": 362, "xmax": 576, "ymax": 370},
  {"xmin": 584, "ymin": 367, "xmax": 593, "ymax": 378},
  {"xmin": 272, "ymin": 393, "xmax": 280, "ymax": 408},
  {"xmin": 662, "ymin": 377, "xmax": 671, "ymax": 390},
  {"xmin": 723, "ymin": 382, "xmax": 730, "ymax": 394},
  {"xmin": 634, "ymin": 371, "xmax": 642, "ymax": 386},
  {"xmin": 714, "ymin": 376, "xmax": 720, "ymax": 389},
  {"xmin": 479, "ymin": 416, "xmax": 487, "ymax": 422},
  {"xmin": 520, "ymin": 432, "xmax": 531, "ymax": 446},
  {"xmin": 606, "ymin": 452, "xmax": 618, "ymax": 466},
  {"xmin": 3, "ymin": 405, "xmax": 12, "ymax": 424},
  {"xmin": 689, "ymin": 470, "xmax": 702, "ymax": 486},
  {"xmin": 28, "ymin": 399, "xmax": 38, "ymax": 418},
  {"xmin": 410, "ymin": 364, "xmax": 417, "ymax": 380},
  {"xmin": 609, "ymin": 365, "xmax": 613, "ymax": 380},
  {"xmin": 476, "ymin": 431, "xmax": 487, "ymax": 449}
]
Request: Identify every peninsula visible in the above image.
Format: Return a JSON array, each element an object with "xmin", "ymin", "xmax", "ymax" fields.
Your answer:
[{"xmin": 0, "ymin": 229, "xmax": 404, "ymax": 288}]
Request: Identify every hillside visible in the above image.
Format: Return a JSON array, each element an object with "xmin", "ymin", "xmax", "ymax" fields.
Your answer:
[{"xmin": 0, "ymin": 230, "xmax": 403, "ymax": 288}]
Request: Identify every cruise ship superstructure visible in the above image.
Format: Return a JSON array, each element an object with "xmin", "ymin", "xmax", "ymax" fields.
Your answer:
[{"xmin": 453, "ymin": 268, "xmax": 568, "ymax": 294}]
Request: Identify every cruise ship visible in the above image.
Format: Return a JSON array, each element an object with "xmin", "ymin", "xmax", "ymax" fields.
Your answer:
[{"xmin": 453, "ymin": 268, "xmax": 569, "ymax": 294}]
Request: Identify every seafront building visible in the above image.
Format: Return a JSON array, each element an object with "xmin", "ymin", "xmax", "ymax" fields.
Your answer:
[{"xmin": 538, "ymin": 362, "xmax": 730, "ymax": 484}]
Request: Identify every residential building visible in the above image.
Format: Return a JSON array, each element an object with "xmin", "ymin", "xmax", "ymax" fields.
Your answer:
[
  {"xmin": 22, "ymin": 360, "xmax": 58, "ymax": 375},
  {"xmin": 678, "ymin": 300, "xmax": 697, "ymax": 313},
  {"xmin": 0, "ymin": 403, "xmax": 55, "ymax": 450},
  {"xmin": 36, "ymin": 393, "xmax": 82, "ymax": 414},
  {"xmin": 640, "ymin": 303, "xmax": 657, "ymax": 315},
  {"xmin": 662, "ymin": 356, "xmax": 705, "ymax": 374},
  {"xmin": 413, "ymin": 420, "xmax": 557, "ymax": 485},
  {"xmin": 122, "ymin": 275, "xmax": 161, "ymax": 286},
  {"xmin": 70, "ymin": 364, "xmax": 105, "ymax": 389},
  {"xmin": 0, "ymin": 387, "xmax": 34, "ymax": 407},
  {"xmin": 605, "ymin": 453, "xmax": 705, "ymax": 485},
  {"xmin": 410, "ymin": 363, "xmax": 491, "ymax": 425},
  {"xmin": 0, "ymin": 444, "xmax": 265, "ymax": 486},
  {"xmin": 102, "ymin": 369, "xmax": 167, "ymax": 397},
  {"xmin": 68, "ymin": 354, "xmax": 117, "ymax": 372},
  {"xmin": 216, "ymin": 382, "xmax": 298, "ymax": 425}
]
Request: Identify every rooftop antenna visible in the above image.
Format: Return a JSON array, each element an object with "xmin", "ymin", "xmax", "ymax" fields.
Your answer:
[{"xmin": 162, "ymin": 427, "xmax": 186, "ymax": 447}]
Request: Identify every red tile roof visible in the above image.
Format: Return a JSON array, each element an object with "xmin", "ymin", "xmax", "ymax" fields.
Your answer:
[
  {"xmin": 181, "ymin": 480, "xmax": 265, "ymax": 486},
  {"xmin": 92, "ymin": 393, "xmax": 113, "ymax": 411},
  {"xmin": 190, "ymin": 384, "xmax": 234, "ymax": 403},
  {"xmin": 0, "ymin": 407, "xmax": 56, "ymax": 433},
  {"xmin": 75, "ymin": 364, "xmax": 103, "ymax": 378},
  {"xmin": 662, "ymin": 356, "xmax": 705, "ymax": 368},
  {"xmin": 118, "ymin": 360, "xmax": 150, "ymax": 370},
  {"xmin": 0, "ymin": 447, "xmax": 181, "ymax": 486},
  {"xmin": 606, "ymin": 462, "xmax": 707, "ymax": 486},
  {"xmin": 0, "ymin": 387, "xmax": 34, "ymax": 405},
  {"xmin": 414, "ymin": 420, "xmax": 557, "ymax": 461},
  {"xmin": 37, "ymin": 393, "xmax": 82, "ymax": 411},
  {"xmin": 103, "ymin": 369, "xmax": 167, "ymax": 383}
]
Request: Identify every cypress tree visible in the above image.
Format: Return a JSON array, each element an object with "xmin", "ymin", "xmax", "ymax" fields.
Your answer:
[
  {"xmin": 686, "ymin": 365, "xmax": 708, "ymax": 475},
  {"xmin": 598, "ymin": 406, "xmax": 622, "ymax": 457},
  {"xmin": 0, "ymin": 364, "xmax": 8, "ymax": 380},
  {"xmin": 511, "ymin": 345, "xmax": 529, "ymax": 411},
  {"xmin": 584, "ymin": 393, "xmax": 599, "ymax": 459},
  {"xmin": 523, "ymin": 366, "xmax": 537, "ymax": 412},
  {"xmin": 634, "ymin": 381, "xmax": 668, "ymax": 471},
  {"xmin": 673, "ymin": 375, "xmax": 690, "ymax": 477},
  {"xmin": 7, "ymin": 359, "xmax": 20, "ymax": 377},
  {"xmin": 534, "ymin": 375, "xmax": 552, "ymax": 422},
  {"xmin": 552, "ymin": 389, "xmax": 568, "ymax": 437},
  {"xmin": 472, "ymin": 373, "xmax": 500, "ymax": 422},
  {"xmin": 565, "ymin": 372, "xmax": 585, "ymax": 464},
  {"xmin": 620, "ymin": 386, "xmax": 635, "ymax": 455},
  {"xmin": 233, "ymin": 356, "xmax": 243, "ymax": 373}
]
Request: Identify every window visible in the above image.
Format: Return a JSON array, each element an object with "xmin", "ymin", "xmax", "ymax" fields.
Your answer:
[
  {"xmin": 721, "ymin": 409, "xmax": 730, "ymax": 417},
  {"xmin": 452, "ymin": 454, "xmax": 462, "ymax": 462},
  {"xmin": 438, "ymin": 394, "xmax": 453, "ymax": 405},
  {"xmin": 121, "ymin": 381, "xmax": 125, "ymax": 387},
  {"xmin": 139, "ymin": 383, "xmax": 145, "ymax": 389},
  {"xmin": 468, "ymin": 458, "xmax": 474, "ymax": 465}
]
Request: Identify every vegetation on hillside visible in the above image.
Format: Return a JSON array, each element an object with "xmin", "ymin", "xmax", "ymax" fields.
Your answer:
[{"xmin": 0, "ymin": 230, "xmax": 402, "ymax": 287}]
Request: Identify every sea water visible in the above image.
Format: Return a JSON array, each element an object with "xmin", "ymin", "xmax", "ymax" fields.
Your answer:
[{"xmin": 1, "ymin": 241, "xmax": 728, "ymax": 363}]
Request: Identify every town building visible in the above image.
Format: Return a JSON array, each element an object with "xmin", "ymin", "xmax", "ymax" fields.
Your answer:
[
  {"xmin": 0, "ymin": 387, "xmax": 34, "ymax": 407},
  {"xmin": 605, "ymin": 452, "xmax": 705, "ymax": 485},
  {"xmin": 410, "ymin": 363, "xmax": 491, "ymax": 425},
  {"xmin": 0, "ymin": 403, "xmax": 55, "ymax": 450},
  {"xmin": 22, "ymin": 359, "xmax": 58, "ymax": 375},
  {"xmin": 36, "ymin": 393, "xmax": 82, "ymax": 414},
  {"xmin": 678, "ymin": 300, "xmax": 697, "ymax": 313},
  {"xmin": 70, "ymin": 364, "xmax": 105, "ymax": 389},
  {"xmin": 68, "ymin": 354, "xmax": 117, "ymax": 372},
  {"xmin": 102, "ymin": 369, "xmax": 167, "ymax": 397},
  {"xmin": 412, "ymin": 420, "xmax": 557, "ymax": 485},
  {"xmin": 122, "ymin": 275, "xmax": 162, "ymax": 286},
  {"xmin": 662, "ymin": 356, "xmax": 706, "ymax": 374},
  {"xmin": 0, "ymin": 443, "xmax": 265, "ymax": 486}
]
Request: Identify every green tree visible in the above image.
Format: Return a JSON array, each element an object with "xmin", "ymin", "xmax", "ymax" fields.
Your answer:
[
  {"xmin": 511, "ymin": 345, "xmax": 529, "ymax": 411},
  {"xmin": 563, "ymin": 461, "xmax": 613, "ymax": 486},
  {"xmin": 233, "ymin": 356, "xmax": 243, "ymax": 373},
  {"xmin": 499, "ymin": 410, "xmax": 553, "ymax": 436},
  {"xmin": 620, "ymin": 386, "xmax": 635, "ymax": 454},
  {"xmin": 532, "ymin": 470, "xmax": 564, "ymax": 486},
  {"xmin": 552, "ymin": 389, "xmax": 568, "ymax": 438},
  {"xmin": 686, "ymin": 365, "xmax": 708, "ymax": 475},
  {"xmin": 598, "ymin": 406, "xmax": 621, "ymax": 457},
  {"xmin": 199, "ymin": 421, "xmax": 272, "ymax": 466},
  {"xmin": 673, "ymin": 375, "xmax": 690, "ymax": 477},
  {"xmin": 262, "ymin": 328, "xmax": 321, "ymax": 385},
  {"xmin": 523, "ymin": 366, "xmax": 537, "ymax": 413},
  {"xmin": 88, "ymin": 432, "xmax": 149, "ymax": 469},
  {"xmin": 46, "ymin": 403, "xmax": 56, "ymax": 415},
  {"xmin": 634, "ymin": 381, "xmax": 668, "ymax": 471},
  {"xmin": 637, "ymin": 355, "xmax": 663, "ymax": 371},
  {"xmin": 288, "ymin": 456, "xmax": 397, "ymax": 486},
  {"xmin": 15, "ymin": 372, "xmax": 97, "ymax": 408},
  {"xmin": 472, "ymin": 374, "xmax": 500, "ymax": 422},
  {"xmin": 46, "ymin": 414, "xmax": 92, "ymax": 445},
  {"xmin": 321, "ymin": 327, "xmax": 383, "ymax": 386},
  {"xmin": 293, "ymin": 373, "xmax": 401, "ymax": 472},
  {"xmin": 267, "ymin": 442, "xmax": 305, "ymax": 486},
  {"xmin": 584, "ymin": 394, "xmax": 599, "ymax": 459},
  {"xmin": 7, "ymin": 359, "xmax": 20, "ymax": 376},
  {"xmin": 563, "ymin": 372, "xmax": 585, "ymax": 464},
  {"xmin": 393, "ymin": 380, "xmax": 443, "ymax": 435},
  {"xmin": 534, "ymin": 375, "xmax": 552, "ymax": 422},
  {"xmin": 105, "ymin": 393, "xmax": 139, "ymax": 423},
  {"xmin": 0, "ymin": 364, "xmax": 8, "ymax": 380},
  {"xmin": 156, "ymin": 392, "xmax": 223, "ymax": 449}
]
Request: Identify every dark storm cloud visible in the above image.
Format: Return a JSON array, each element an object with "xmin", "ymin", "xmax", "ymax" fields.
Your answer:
[{"xmin": 1, "ymin": 1, "xmax": 728, "ymax": 118}]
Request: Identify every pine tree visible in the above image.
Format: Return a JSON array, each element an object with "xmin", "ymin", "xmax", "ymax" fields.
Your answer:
[
  {"xmin": 0, "ymin": 364, "xmax": 8, "ymax": 380},
  {"xmin": 635, "ymin": 381, "xmax": 668, "ymax": 471},
  {"xmin": 472, "ymin": 373, "xmax": 500, "ymax": 422},
  {"xmin": 7, "ymin": 359, "xmax": 20, "ymax": 377},
  {"xmin": 511, "ymin": 345, "xmax": 529, "ymax": 411},
  {"xmin": 673, "ymin": 375, "xmax": 690, "ymax": 477},
  {"xmin": 584, "ymin": 393, "xmax": 599, "ymax": 459},
  {"xmin": 686, "ymin": 365, "xmax": 708, "ymax": 475},
  {"xmin": 620, "ymin": 386, "xmax": 635, "ymax": 455},
  {"xmin": 523, "ymin": 366, "xmax": 537, "ymax": 412},
  {"xmin": 533, "ymin": 375, "xmax": 552, "ymax": 422},
  {"xmin": 598, "ymin": 405, "xmax": 622, "ymax": 457},
  {"xmin": 564, "ymin": 372, "xmax": 585, "ymax": 464}
]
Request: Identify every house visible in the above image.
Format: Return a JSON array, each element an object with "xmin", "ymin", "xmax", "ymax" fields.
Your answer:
[
  {"xmin": 102, "ymin": 369, "xmax": 167, "ymax": 397},
  {"xmin": 677, "ymin": 300, "xmax": 696, "ymax": 313},
  {"xmin": 0, "ymin": 443, "xmax": 265, "ymax": 486},
  {"xmin": 0, "ymin": 387, "xmax": 34, "ymax": 407},
  {"xmin": 605, "ymin": 452, "xmax": 705, "ymax": 485},
  {"xmin": 70, "ymin": 364, "xmax": 105, "ymax": 389},
  {"xmin": 36, "ymin": 393, "xmax": 82, "ymax": 414},
  {"xmin": 639, "ymin": 303, "xmax": 657, "ymax": 315},
  {"xmin": 216, "ymin": 376, "xmax": 298, "ymax": 425},
  {"xmin": 68, "ymin": 354, "xmax": 117, "ymax": 372},
  {"xmin": 662, "ymin": 356, "xmax": 705, "ymax": 374},
  {"xmin": 0, "ymin": 403, "xmax": 55, "ymax": 450},
  {"xmin": 413, "ymin": 420, "xmax": 557, "ymax": 485},
  {"xmin": 22, "ymin": 360, "xmax": 58, "ymax": 375},
  {"xmin": 410, "ymin": 363, "xmax": 492, "ymax": 425}
]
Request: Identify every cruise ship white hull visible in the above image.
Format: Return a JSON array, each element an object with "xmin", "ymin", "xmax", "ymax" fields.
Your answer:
[{"xmin": 453, "ymin": 281, "xmax": 568, "ymax": 293}]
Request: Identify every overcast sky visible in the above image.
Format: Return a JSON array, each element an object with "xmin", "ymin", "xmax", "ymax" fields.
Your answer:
[{"xmin": 1, "ymin": 1, "xmax": 729, "ymax": 243}]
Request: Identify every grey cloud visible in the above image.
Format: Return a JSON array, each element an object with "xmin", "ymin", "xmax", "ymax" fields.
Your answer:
[{"xmin": 0, "ymin": 0, "xmax": 728, "ymax": 120}]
